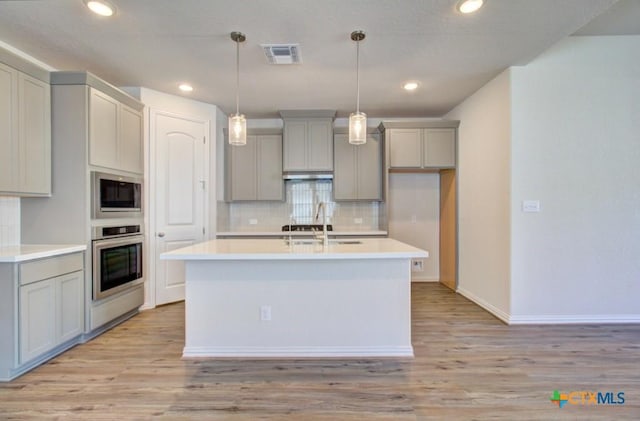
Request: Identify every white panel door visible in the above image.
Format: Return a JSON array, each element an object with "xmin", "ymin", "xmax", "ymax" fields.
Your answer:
[{"xmin": 154, "ymin": 111, "xmax": 206, "ymax": 305}]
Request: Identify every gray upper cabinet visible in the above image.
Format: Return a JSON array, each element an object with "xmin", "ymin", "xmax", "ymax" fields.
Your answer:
[
  {"xmin": 50, "ymin": 72, "xmax": 144, "ymax": 175},
  {"xmin": 383, "ymin": 122, "xmax": 458, "ymax": 170},
  {"xmin": 423, "ymin": 128, "xmax": 456, "ymax": 167},
  {"xmin": 388, "ymin": 129, "xmax": 422, "ymax": 168},
  {"xmin": 227, "ymin": 132, "xmax": 283, "ymax": 201},
  {"xmin": 281, "ymin": 110, "xmax": 335, "ymax": 172},
  {"xmin": 334, "ymin": 132, "xmax": 383, "ymax": 201},
  {"xmin": 89, "ymin": 88, "xmax": 119, "ymax": 169},
  {"xmin": 0, "ymin": 52, "xmax": 51, "ymax": 197},
  {"xmin": 119, "ymin": 103, "xmax": 144, "ymax": 174},
  {"xmin": 19, "ymin": 73, "xmax": 51, "ymax": 194},
  {"xmin": 0, "ymin": 62, "xmax": 17, "ymax": 193},
  {"xmin": 89, "ymin": 87, "xmax": 143, "ymax": 174}
]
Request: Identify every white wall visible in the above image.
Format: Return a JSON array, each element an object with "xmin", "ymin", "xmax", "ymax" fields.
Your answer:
[
  {"xmin": 509, "ymin": 36, "xmax": 640, "ymax": 322},
  {"xmin": 388, "ymin": 173, "xmax": 440, "ymax": 281},
  {"xmin": 446, "ymin": 35, "xmax": 640, "ymax": 323},
  {"xmin": 445, "ymin": 70, "xmax": 512, "ymax": 321}
]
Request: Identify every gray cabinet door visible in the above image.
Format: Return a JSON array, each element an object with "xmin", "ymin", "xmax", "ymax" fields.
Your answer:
[
  {"xmin": 308, "ymin": 120, "xmax": 333, "ymax": 171},
  {"xmin": 18, "ymin": 73, "xmax": 51, "ymax": 195},
  {"xmin": 230, "ymin": 135, "xmax": 258, "ymax": 200},
  {"xmin": 20, "ymin": 279, "xmax": 56, "ymax": 363},
  {"xmin": 388, "ymin": 129, "xmax": 422, "ymax": 168},
  {"xmin": 333, "ymin": 134, "xmax": 357, "ymax": 200},
  {"xmin": 423, "ymin": 128, "xmax": 455, "ymax": 168},
  {"xmin": 257, "ymin": 135, "xmax": 284, "ymax": 200},
  {"xmin": 89, "ymin": 88, "xmax": 119, "ymax": 169},
  {"xmin": 334, "ymin": 133, "xmax": 382, "ymax": 201},
  {"xmin": 119, "ymin": 103, "xmax": 143, "ymax": 174},
  {"xmin": 283, "ymin": 121, "xmax": 307, "ymax": 171},
  {"xmin": 357, "ymin": 133, "xmax": 383, "ymax": 200},
  {"xmin": 229, "ymin": 134, "xmax": 283, "ymax": 201},
  {"xmin": 0, "ymin": 62, "xmax": 18, "ymax": 192},
  {"xmin": 0, "ymin": 64, "xmax": 51, "ymax": 196},
  {"xmin": 57, "ymin": 271, "xmax": 84, "ymax": 344},
  {"xmin": 284, "ymin": 119, "xmax": 333, "ymax": 171}
]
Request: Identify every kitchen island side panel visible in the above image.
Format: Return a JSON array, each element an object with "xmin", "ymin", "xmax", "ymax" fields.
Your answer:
[{"xmin": 183, "ymin": 258, "xmax": 412, "ymax": 357}]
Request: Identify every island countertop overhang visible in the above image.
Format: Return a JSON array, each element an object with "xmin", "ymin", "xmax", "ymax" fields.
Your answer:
[{"xmin": 160, "ymin": 238, "xmax": 428, "ymax": 261}]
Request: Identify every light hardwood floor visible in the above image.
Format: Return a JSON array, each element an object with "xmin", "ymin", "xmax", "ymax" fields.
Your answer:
[{"xmin": 1, "ymin": 283, "xmax": 638, "ymax": 420}]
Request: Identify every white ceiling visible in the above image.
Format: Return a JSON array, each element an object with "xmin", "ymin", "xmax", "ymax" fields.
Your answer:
[{"xmin": 0, "ymin": 0, "xmax": 636, "ymax": 119}]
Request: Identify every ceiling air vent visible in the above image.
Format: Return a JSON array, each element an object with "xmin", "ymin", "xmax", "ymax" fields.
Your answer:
[{"xmin": 261, "ymin": 44, "xmax": 302, "ymax": 65}]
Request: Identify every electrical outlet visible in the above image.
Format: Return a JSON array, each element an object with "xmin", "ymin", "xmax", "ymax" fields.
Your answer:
[
  {"xmin": 411, "ymin": 215, "xmax": 417, "ymax": 223},
  {"xmin": 412, "ymin": 259, "xmax": 424, "ymax": 272},
  {"xmin": 522, "ymin": 200, "xmax": 540, "ymax": 213},
  {"xmin": 354, "ymin": 218, "xmax": 363, "ymax": 224},
  {"xmin": 260, "ymin": 305, "xmax": 272, "ymax": 321},
  {"xmin": 249, "ymin": 218, "xmax": 258, "ymax": 225}
]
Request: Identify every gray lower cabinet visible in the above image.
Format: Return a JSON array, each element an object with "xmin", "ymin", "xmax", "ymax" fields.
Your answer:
[
  {"xmin": 333, "ymin": 132, "xmax": 383, "ymax": 201},
  {"xmin": 227, "ymin": 133, "xmax": 283, "ymax": 201},
  {"xmin": 0, "ymin": 59, "xmax": 51, "ymax": 196},
  {"xmin": 387, "ymin": 127, "xmax": 456, "ymax": 169},
  {"xmin": 0, "ymin": 252, "xmax": 84, "ymax": 381}
]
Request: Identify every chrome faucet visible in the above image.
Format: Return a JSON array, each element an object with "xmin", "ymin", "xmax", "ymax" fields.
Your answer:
[{"xmin": 314, "ymin": 202, "xmax": 329, "ymax": 247}]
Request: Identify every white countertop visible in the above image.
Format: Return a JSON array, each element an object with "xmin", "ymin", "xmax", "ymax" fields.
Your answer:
[
  {"xmin": 0, "ymin": 244, "xmax": 87, "ymax": 263},
  {"xmin": 216, "ymin": 230, "xmax": 388, "ymax": 237},
  {"xmin": 161, "ymin": 238, "xmax": 427, "ymax": 261}
]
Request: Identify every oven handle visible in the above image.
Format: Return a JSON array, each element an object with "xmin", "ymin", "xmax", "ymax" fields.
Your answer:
[{"xmin": 93, "ymin": 235, "xmax": 144, "ymax": 250}]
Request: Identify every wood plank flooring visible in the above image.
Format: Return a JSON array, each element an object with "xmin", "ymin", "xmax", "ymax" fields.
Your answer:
[{"xmin": 1, "ymin": 283, "xmax": 639, "ymax": 420}]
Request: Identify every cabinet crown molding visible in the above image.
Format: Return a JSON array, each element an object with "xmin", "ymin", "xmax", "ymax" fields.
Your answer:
[
  {"xmin": 378, "ymin": 120, "xmax": 460, "ymax": 130},
  {"xmin": 279, "ymin": 110, "xmax": 336, "ymax": 119},
  {"xmin": 50, "ymin": 71, "xmax": 143, "ymax": 111},
  {"xmin": 0, "ymin": 45, "xmax": 50, "ymax": 83}
]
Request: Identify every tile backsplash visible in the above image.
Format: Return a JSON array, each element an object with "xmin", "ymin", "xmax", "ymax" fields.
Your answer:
[
  {"xmin": 0, "ymin": 197, "xmax": 20, "ymax": 246},
  {"xmin": 218, "ymin": 180, "xmax": 383, "ymax": 232}
]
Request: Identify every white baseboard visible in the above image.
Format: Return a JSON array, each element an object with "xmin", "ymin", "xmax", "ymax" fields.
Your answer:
[
  {"xmin": 509, "ymin": 314, "xmax": 640, "ymax": 324},
  {"xmin": 411, "ymin": 278, "xmax": 439, "ymax": 283},
  {"xmin": 183, "ymin": 345, "xmax": 414, "ymax": 358},
  {"xmin": 457, "ymin": 287, "xmax": 510, "ymax": 324},
  {"xmin": 458, "ymin": 287, "xmax": 640, "ymax": 325}
]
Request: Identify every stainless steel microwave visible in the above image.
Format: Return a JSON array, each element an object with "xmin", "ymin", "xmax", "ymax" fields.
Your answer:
[{"xmin": 92, "ymin": 172, "xmax": 143, "ymax": 219}]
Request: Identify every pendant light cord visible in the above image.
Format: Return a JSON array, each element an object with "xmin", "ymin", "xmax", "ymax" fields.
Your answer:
[
  {"xmin": 356, "ymin": 39, "xmax": 360, "ymax": 114},
  {"xmin": 235, "ymin": 39, "xmax": 240, "ymax": 116}
]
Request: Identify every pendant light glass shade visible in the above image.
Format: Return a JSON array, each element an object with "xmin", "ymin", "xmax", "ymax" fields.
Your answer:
[
  {"xmin": 349, "ymin": 30, "xmax": 366, "ymax": 145},
  {"xmin": 229, "ymin": 31, "xmax": 247, "ymax": 146},
  {"xmin": 228, "ymin": 114, "xmax": 247, "ymax": 145},
  {"xmin": 349, "ymin": 111, "xmax": 367, "ymax": 145}
]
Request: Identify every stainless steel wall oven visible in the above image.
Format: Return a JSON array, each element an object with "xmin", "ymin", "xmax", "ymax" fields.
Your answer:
[{"xmin": 92, "ymin": 224, "xmax": 144, "ymax": 301}]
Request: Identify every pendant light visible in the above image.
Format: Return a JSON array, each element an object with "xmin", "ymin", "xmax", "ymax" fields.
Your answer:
[
  {"xmin": 229, "ymin": 31, "xmax": 247, "ymax": 146},
  {"xmin": 349, "ymin": 30, "xmax": 366, "ymax": 145}
]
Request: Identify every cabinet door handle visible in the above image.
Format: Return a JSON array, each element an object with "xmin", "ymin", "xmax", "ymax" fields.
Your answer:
[{"xmin": 157, "ymin": 232, "xmax": 165, "ymax": 238}]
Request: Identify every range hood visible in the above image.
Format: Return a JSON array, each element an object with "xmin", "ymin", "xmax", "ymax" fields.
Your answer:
[{"xmin": 282, "ymin": 172, "xmax": 333, "ymax": 180}]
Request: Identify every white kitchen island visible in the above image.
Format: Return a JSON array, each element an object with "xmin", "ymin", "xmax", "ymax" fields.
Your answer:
[{"xmin": 161, "ymin": 238, "xmax": 427, "ymax": 358}]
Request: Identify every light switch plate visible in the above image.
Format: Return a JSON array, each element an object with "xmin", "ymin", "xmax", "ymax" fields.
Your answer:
[{"xmin": 522, "ymin": 200, "xmax": 541, "ymax": 213}]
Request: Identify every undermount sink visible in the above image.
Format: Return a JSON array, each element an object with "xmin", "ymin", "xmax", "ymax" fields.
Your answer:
[{"xmin": 286, "ymin": 239, "xmax": 362, "ymax": 246}]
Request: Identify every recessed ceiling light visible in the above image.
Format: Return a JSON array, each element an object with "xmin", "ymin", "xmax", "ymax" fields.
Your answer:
[
  {"xmin": 457, "ymin": 0, "xmax": 484, "ymax": 14},
  {"xmin": 178, "ymin": 83, "xmax": 194, "ymax": 93},
  {"xmin": 84, "ymin": 0, "xmax": 115, "ymax": 17},
  {"xmin": 403, "ymin": 81, "xmax": 420, "ymax": 91}
]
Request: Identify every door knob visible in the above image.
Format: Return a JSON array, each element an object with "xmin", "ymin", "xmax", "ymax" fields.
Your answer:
[{"xmin": 157, "ymin": 232, "xmax": 165, "ymax": 238}]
